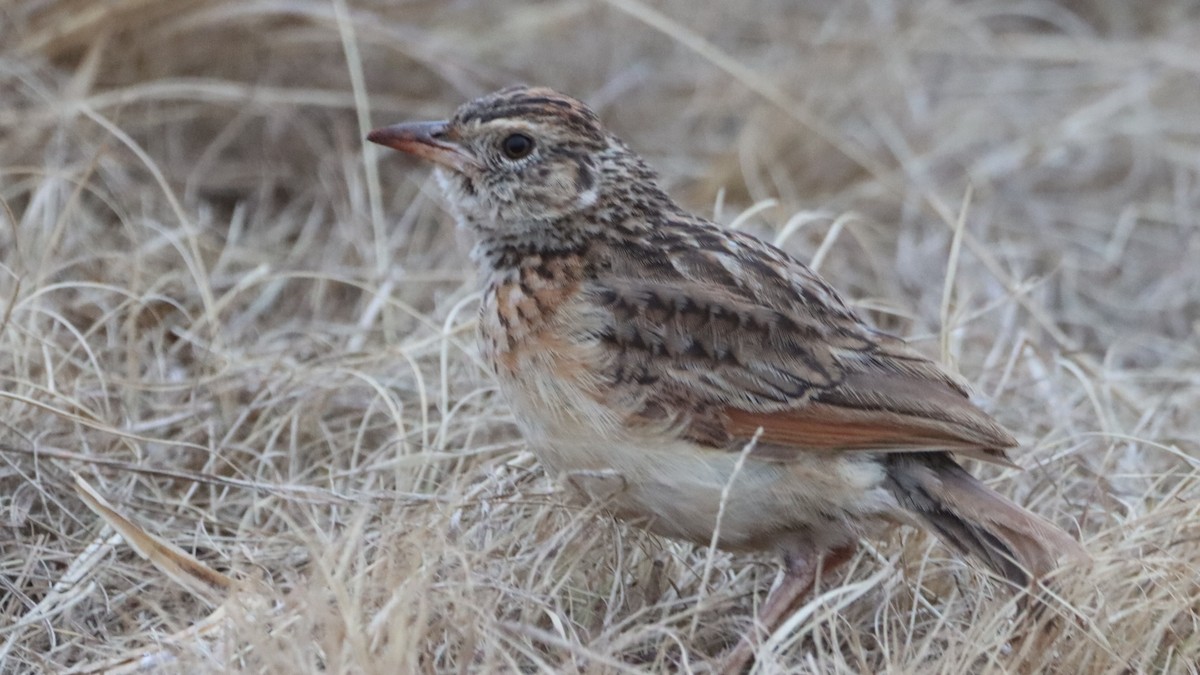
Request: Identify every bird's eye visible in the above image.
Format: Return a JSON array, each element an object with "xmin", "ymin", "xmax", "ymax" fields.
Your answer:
[{"xmin": 500, "ymin": 133, "xmax": 534, "ymax": 160}]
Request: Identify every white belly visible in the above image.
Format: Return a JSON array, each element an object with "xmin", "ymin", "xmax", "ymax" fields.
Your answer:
[{"xmin": 526, "ymin": 421, "xmax": 897, "ymax": 552}]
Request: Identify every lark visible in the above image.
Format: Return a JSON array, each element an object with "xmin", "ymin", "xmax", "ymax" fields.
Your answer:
[{"xmin": 368, "ymin": 86, "xmax": 1087, "ymax": 669}]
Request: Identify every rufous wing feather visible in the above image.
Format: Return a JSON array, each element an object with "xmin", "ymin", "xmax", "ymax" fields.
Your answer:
[{"xmin": 725, "ymin": 373, "xmax": 1019, "ymax": 466}]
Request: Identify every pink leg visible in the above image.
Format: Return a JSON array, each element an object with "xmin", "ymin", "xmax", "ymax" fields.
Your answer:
[{"xmin": 721, "ymin": 544, "xmax": 855, "ymax": 674}]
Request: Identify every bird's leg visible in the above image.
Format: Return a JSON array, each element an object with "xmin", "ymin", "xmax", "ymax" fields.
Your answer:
[
  {"xmin": 720, "ymin": 550, "xmax": 816, "ymax": 675},
  {"xmin": 720, "ymin": 543, "xmax": 856, "ymax": 674}
]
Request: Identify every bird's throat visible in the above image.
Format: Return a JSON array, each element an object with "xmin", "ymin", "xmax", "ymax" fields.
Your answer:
[{"xmin": 469, "ymin": 225, "xmax": 592, "ymax": 275}]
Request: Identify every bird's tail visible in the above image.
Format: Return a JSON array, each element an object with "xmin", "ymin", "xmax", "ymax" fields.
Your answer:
[{"xmin": 885, "ymin": 454, "xmax": 1089, "ymax": 586}]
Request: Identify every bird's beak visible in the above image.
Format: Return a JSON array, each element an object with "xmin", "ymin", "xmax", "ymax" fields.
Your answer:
[{"xmin": 367, "ymin": 120, "xmax": 476, "ymax": 172}]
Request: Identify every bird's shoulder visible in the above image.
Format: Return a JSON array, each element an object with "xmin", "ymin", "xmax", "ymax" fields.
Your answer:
[{"xmin": 585, "ymin": 212, "xmax": 893, "ymax": 389}]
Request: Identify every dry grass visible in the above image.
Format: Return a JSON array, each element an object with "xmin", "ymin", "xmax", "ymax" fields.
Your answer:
[{"xmin": 2, "ymin": 0, "xmax": 1199, "ymax": 672}]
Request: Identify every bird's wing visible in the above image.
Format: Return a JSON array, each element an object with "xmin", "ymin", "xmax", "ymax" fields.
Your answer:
[{"xmin": 589, "ymin": 221, "xmax": 1018, "ymax": 465}]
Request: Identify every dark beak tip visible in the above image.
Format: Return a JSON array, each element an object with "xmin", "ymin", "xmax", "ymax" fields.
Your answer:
[{"xmin": 365, "ymin": 128, "xmax": 390, "ymax": 145}]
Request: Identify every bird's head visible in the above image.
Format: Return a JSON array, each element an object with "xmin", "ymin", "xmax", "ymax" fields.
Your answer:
[{"xmin": 368, "ymin": 86, "xmax": 664, "ymax": 234}]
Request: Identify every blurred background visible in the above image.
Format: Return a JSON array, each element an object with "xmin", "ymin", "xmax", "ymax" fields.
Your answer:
[{"xmin": 2, "ymin": 1, "xmax": 1198, "ymax": 672}]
